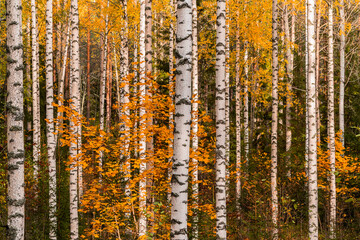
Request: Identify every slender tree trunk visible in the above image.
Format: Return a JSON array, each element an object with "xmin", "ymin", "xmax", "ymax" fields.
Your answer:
[
  {"xmin": 31, "ymin": 0, "xmax": 41, "ymax": 181},
  {"xmin": 191, "ymin": 0, "xmax": 199, "ymax": 237},
  {"xmin": 271, "ymin": 0, "xmax": 279, "ymax": 237},
  {"xmin": 120, "ymin": 0, "xmax": 131, "ymax": 218},
  {"xmin": 145, "ymin": 0, "xmax": 154, "ymax": 235},
  {"xmin": 170, "ymin": 0, "xmax": 192, "ymax": 237},
  {"xmin": 168, "ymin": 0, "xmax": 175, "ymax": 203},
  {"xmin": 307, "ymin": 0, "xmax": 318, "ymax": 238},
  {"xmin": 328, "ymin": 2, "xmax": 336, "ymax": 238},
  {"xmin": 26, "ymin": 19, "xmax": 32, "ymax": 142},
  {"xmin": 243, "ymin": 43, "xmax": 249, "ymax": 170},
  {"xmin": 99, "ymin": 0, "xmax": 109, "ymax": 171},
  {"xmin": 225, "ymin": 0, "xmax": 230, "ymax": 198},
  {"xmin": 114, "ymin": 42, "xmax": 121, "ymax": 120},
  {"xmin": 339, "ymin": 0, "xmax": 345, "ymax": 147},
  {"xmin": 284, "ymin": 3, "xmax": 292, "ymax": 178},
  {"xmin": 106, "ymin": 43, "xmax": 111, "ymax": 132},
  {"xmin": 69, "ymin": 0, "xmax": 81, "ymax": 237},
  {"xmin": 235, "ymin": 22, "xmax": 242, "ymax": 215},
  {"xmin": 46, "ymin": 0, "xmax": 57, "ymax": 238},
  {"xmin": 6, "ymin": 0, "xmax": 25, "ymax": 237},
  {"xmin": 315, "ymin": 0, "xmax": 321, "ymax": 145},
  {"xmin": 305, "ymin": 0, "xmax": 309, "ymax": 177},
  {"xmin": 215, "ymin": 0, "xmax": 227, "ymax": 238},
  {"xmin": 139, "ymin": 0, "xmax": 147, "ymax": 235},
  {"xmin": 87, "ymin": 29, "xmax": 91, "ymax": 121}
]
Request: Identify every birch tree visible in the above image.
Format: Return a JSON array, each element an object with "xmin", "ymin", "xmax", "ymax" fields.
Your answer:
[
  {"xmin": 271, "ymin": 0, "xmax": 279, "ymax": 237},
  {"xmin": 46, "ymin": 0, "xmax": 57, "ymax": 238},
  {"xmin": 215, "ymin": 0, "xmax": 227, "ymax": 238},
  {"xmin": 120, "ymin": 0, "xmax": 131, "ymax": 217},
  {"xmin": 6, "ymin": 0, "xmax": 25, "ymax": 237},
  {"xmin": 315, "ymin": 0, "xmax": 321, "ymax": 144},
  {"xmin": 191, "ymin": 0, "xmax": 199, "ymax": 237},
  {"xmin": 307, "ymin": 0, "xmax": 318, "ymax": 238},
  {"xmin": 328, "ymin": 2, "xmax": 336, "ymax": 238},
  {"xmin": 170, "ymin": 0, "xmax": 192, "ymax": 237},
  {"xmin": 31, "ymin": 0, "xmax": 40, "ymax": 181},
  {"xmin": 99, "ymin": 0, "xmax": 109, "ymax": 168},
  {"xmin": 235, "ymin": 19, "xmax": 241, "ymax": 214},
  {"xmin": 244, "ymin": 44, "xmax": 249, "ymax": 170},
  {"xmin": 284, "ymin": 3, "xmax": 292, "ymax": 177},
  {"xmin": 145, "ymin": 0, "xmax": 154, "ymax": 233},
  {"xmin": 168, "ymin": 0, "xmax": 175, "ymax": 203},
  {"xmin": 339, "ymin": 0, "xmax": 345, "ymax": 147},
  {"xmin": 139, "ymin": 0, "xmax": 147, "ymax": 235},
  {"xmin": 225, "ymin": 0, "xmax": 230, "ymax": 197},
  {"xmin": 69, "ymin": 0, "xmax": 81, "ymax": 237}
]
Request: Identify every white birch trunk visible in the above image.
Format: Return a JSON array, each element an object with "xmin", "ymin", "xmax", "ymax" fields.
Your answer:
[
  {"xmin": 46, "ymin": 0, "xmax": 57, "ymax": 238},
  {"xmin": 315, "ymin": 1, "xmax": 321, "ymax": 145},
  {"xmin": 6, "ymin": 0, "xmax": 25, "ymax": 237},
  {"xmin": 215, "ymin": 0, "xmax": 227, "ymax": 238},
  {"xmin": 145, "ymin": 0, "xmax": 154, "ymax": 234},
  {"xmin": 170, "ymin": 0, "xmax": 192, "ymax": 237},
  {"xmin": 114, "ymin": 43, "xmax": 121, "ymax": 119},
  {"xmin": 121, "ymin": 0, "xmax": 131, "ymax": 217},
  {"xmin": 235, "ymin": 25, "xmax": 242, "ymax": 214},
  {"xmin": 191, "ymin": 0, "xmax": 199, "ymax": 237},
  {"xmin": 271, "ymin": 0, "xmax": 279, "ymax": 237},
  {"xmin": 31, "ymin": 0, "xmax": 41, "ymax": 181},
  {"xmin": 26, "ymin": 19, "xmax": 32, "ymax": 142},
  {"xmin": 225, "ymin": 0, "xmax": 230, "ymax": 198},
  {"xmin": 328, "ymin": 2, "xmax": 336, "ymax": 238},
  {"xmin": 305, "ymin": 0, "xmax": 309, "ymax": 177},
  {"xmin": 69, "ymin": 0, "xmax": 81, "ymax": 237},
  {"xmin": 99, "ymin": 0, "xmax": 109, "ymax": 170},
  {"xmin": 284, "ymin": 4, "xmax": 292, "ymax": 178},
  {"xmin": 307, "ymin": 0, "xmax": 318, "ymax": 238},
  {"xmin": 168, "ymin": 0, "xmax": 175, "ymax": 203},
  {"xmin": 139, "ymin": 0, "xmax": 147, "ymax": 235},
  {"xmin": 339, "ymin": 0, "xmax": 345, "ymax": 147},
  {"xmin": 244, "ymin": 44, "xmax": 249, "ymax": 170}
]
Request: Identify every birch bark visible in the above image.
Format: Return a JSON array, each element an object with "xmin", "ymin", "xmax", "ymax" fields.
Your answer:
[
  {"xmin": 235, "ymin": 22, "xmax": 241, "ymax": 214},
  {"xmin": 339, "ymin": 0, "xmax": 345, "ymax": 147},
  {"xmin": 215, "ymin": 0, "xmax": 227, "ymax": 238},
  {"xmin": 46, "ymin": 0, "xmax": 57, "ymax": 238},
  {"xmin": 225, "ymin": 0, "xmax": 230, "ymax": 198},
  {"xmin": 139, "ymin": 0, "xmax": 147, "ymax": 235},
  {"xmin": 87, "ymin": 29, "xmax": 91, "ymax": 121},
  {"xmin": 191, "ymin": 0, "xmax": 199, "ymax": 237},
  {"xmin": 6, "ymin": 0, "xmax": 25, "ymax": 237},
  {"xmin": 305, "ymin": 0, "xmax": 309, "ymax": 176},
  {"xmin": 120, "ymin": 0, "xmax": 131, "ymax": 217},
  {"xmin": 284, "ymin": 3, "xmax": 292, "ymax": 177},
  {"xmin": 271, "ymin": 0, "xmax": 279, "ymax": 237},
  {"xmin": 315, "ymin": 0, "xmax": 321, "ymax": 145},
  {"xmin": 328, "ymin": 2, "xmax": 336, "ymax": 238},
  {"xmin": 69, "ymin": 0, "xmax": 81, "ymax": 237},
  {"xmin": 99, "ymin": 0, "xmax": 109, "ymax": 169},
  {"xmin": 31, "ymin": 0, "xmax": 41, "ymax": 181},
  {"xmin": 244, "ymin": 44, "xmax": 249, "ymax": 170},
  {"xmin": 307, "ymin": 0, "xmax": 318, "ymax": 238},
  {"xmin": 170, "ymin": 0, "xmax": 192, "ymax": 237},
  {"xmin": 145, "ymin": 0, "xmax": 154, "ymax": 234},
  {"xmin": 168, "ymin": 0, "xmax": 176, "ymax": 203}
]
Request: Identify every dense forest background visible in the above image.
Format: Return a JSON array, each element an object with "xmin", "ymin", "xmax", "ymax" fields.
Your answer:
[{"xmin": 2, "ymin": 0, "xmax": 360, "ymax": 239}]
